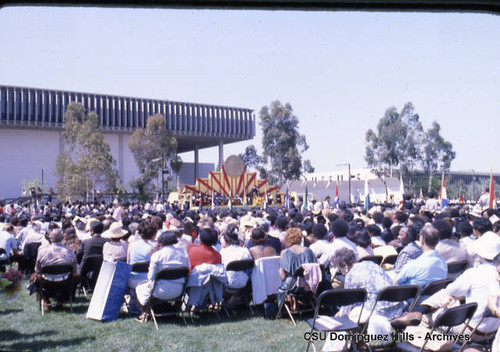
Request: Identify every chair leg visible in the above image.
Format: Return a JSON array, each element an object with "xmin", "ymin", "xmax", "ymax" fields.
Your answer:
[
  {"xmin": 150, "ymin": 308, "xmax": 159, "ymax": 331},
  {"xmin": 284, "ymin": 303, "xmax": 297, "ymax": 326}
]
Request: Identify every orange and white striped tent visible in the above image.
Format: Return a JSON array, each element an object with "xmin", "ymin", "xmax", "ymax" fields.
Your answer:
[{"xmin": 182, "ymin": 164, "xmax": 279, "ymax": 199}]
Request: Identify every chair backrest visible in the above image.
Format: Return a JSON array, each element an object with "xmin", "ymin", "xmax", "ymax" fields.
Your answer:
[
  {"xmin": 447, "ymin": 260, "xmax": 468, "ymax": 275},
  {"xmin": 317, "ymin": 288, "xmax": 367, "ymax": 308},
  {"xmin": 433, "ymin": 303, "xmax": 477, "ymax": 329},
  {"xmin": 41, "ymin": 264, "xmax": 73, "ymax": 275},
  {"xmin": 360, "ymin": 255, "xmax": 383, "ymax": 265},
  {"xmin": 420, "ymin": 278, "xmax": 454, "ymax": 298},
  {"xmin": 155, "ymin": 266, "xmax": 190, "ymax": 281},
  {"xmin": 131, "ymin": 261, "xmax": 150, "ymax": 273},
  {"xmin": 376, "ymin": 285, "xmax": 420, "ymax": 303},
  {"xmin": 409, "ymin": 279, "xmax": 454, "ymax": 311},
  {"xmin": 226, "ymin": 259, "xmax": 254, "ymax": 272},
  {"xmin": 80, "ymin": 255, "xmax": 103, "ymax": 275},
  {"xmin": 381, "ymin": 254, "xmax": 398, "ymax": 266}
]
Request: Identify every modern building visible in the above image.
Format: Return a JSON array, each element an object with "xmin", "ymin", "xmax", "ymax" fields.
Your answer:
[{"xmin": 0, "ymin": 85, "xmax": 255, "ymax": 198}]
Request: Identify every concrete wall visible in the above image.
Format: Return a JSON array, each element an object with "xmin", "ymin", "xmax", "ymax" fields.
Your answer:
[
  {"xmin": 0, "ymin": 128, "xmax": 62, "ymax": 198},
  {"xmin": 0, "ymin": 127, "xmax": 214, "ymax": 199},
  {"xmin": 0, "ymin": 128, "xmax": 141, "ymax": 198}
]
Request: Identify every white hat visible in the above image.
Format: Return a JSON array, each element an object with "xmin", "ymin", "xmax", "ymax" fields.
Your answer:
[
  {"xmin": 475, "ymin": 231, "xmax": 500, "ymax": 261},
  {"xmin": 102, "ymin": 222, "xmax": 127, "ymax": 239}
]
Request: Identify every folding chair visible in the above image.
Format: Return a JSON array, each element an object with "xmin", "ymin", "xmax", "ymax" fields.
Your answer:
[
  {"xmin": 0, "ymin": 248, "xmax": 10, "ymax": 271},
  {"xmin": 38, "ymin": 264, "xmax": 74, "ymax": 316},
  {"xmin": 23, "ymin": 242, "xmax": 42, "ymax": 275},
  {"xmin": 459, "ymin": 310, "xmax": 495, "ymax": 352},
  {"xmin": 306, "ymin": 288, "xmax": 367, "ymax": 352},
  {"xmin": 224, "ymin": 259, "xmax": 255, "ymax": 314},
  {"xmin": 79, "ymin": 255, "xmax": 103, "ymax": 298},
  {"xmin": 447, "ymin": 260, "xmax": 469, "ymax": 278},
  {"xmin": 126, "ymin": 261, "xmax": 150, "ymax": 314},
  {"xmin": 381, "ymin": 254, "xmax": 398, "ymax": 269},
  {"xmin": 360, "ymin": 255, "xmax": 384, "ymax": 266},
  {"xmin": 185, "ymin": 264, "xmax": 230, "ymax": 322},
  {"xmin": 149, "ymin": 266, "xmax": 190, "ymax": 330},
  {"xmin": 277, "ymin": 263, "xmax": 321, "ymax": 326},
  {"xmin": 409, "ymin": 279, "xmax": 454, "ymax": 312},
  {"xmin": 397, "ymin": 303, "xmax": 478, "ymax": 352}
]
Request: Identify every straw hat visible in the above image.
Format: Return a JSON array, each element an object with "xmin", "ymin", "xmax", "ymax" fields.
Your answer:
[{"xmin": 102, "ymin": 222, "xmax": 127, "ymax": 239}]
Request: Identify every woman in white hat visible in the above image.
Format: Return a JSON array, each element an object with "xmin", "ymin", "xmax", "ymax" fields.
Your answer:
[{"xmin": 102, "ymin": 222, "xmax": 128, "ymax": 262}]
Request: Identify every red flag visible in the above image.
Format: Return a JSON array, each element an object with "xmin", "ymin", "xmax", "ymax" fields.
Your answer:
[{"xmin": 489, "ymin": 172, "xmax": 496, "ymax": 209}]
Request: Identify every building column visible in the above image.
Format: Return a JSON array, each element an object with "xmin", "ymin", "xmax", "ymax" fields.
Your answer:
[
  {"xmin": 118, "ymin": 134, "xmax": 124, "ymax": 181},
  {"xmin": 194, "ymin": 144, "xmax": 199, "ymax": 180},
  {"xmin": 218, "ymin": 140, "xmax": 224, "ymax": 170}
]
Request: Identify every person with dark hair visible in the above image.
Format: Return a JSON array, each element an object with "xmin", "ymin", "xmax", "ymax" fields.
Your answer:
[
  {"xmin": 433, "ymin": 219, "xmax": 471, "ymax": 267},
  {"xmin": 467, "ymin": 217, "xmax": 495, "ymax": 266},
  {"xmin": 220, "ymin": 224, "xmax": 252, "ymax": 289},
  {"xmin": 326, "ymin": 219, "xmax": 358, "ymax": 268},
  {"xmin": 390, "ymin": 225, "xmax": 423, "ymax": 276},
  {"xmin": 366, "ymin": 224, "xmax": 385, "ymax": 247},
  {"xmin": 394, "ymin": 225, "xmax": 447, "ymax": 287},
  {"xmin": 372, "ymin": 212, "xmax": 384, "ymax": 229},
  {"xmin": 472, "ymin": 217, "xmax": 493, "ymax": 238},
  {"xmin": 62, "ymin": 227, "xmax": 81, "ymax": 254},
  {"xmin": 126, "ymin": 219, "xmax": 159, "ymax": 316},
  {"xmin": 186, "ymin": 227, "xmax": 221, "ymax": 272},
  {"xmin": 248, "ymin": 227, "xmax": 276, "ymax": 260},
  {"xmin": 309, "ymin": 223, "xmax": 330, "ymax": 266},
  {"xmin": 380, "ymin": 217, "xmax": 394, "ymax": 243},
  {"xmin": 135, "ymin": 231, "xmax": 189, "ymax": 323},
  {"xmin": 425, "ymin": 191, "xmax": 440, "ymax": 211},
  {"xmin": 76, "ymin": 221, "xmax": 108, "ymax": 265},
  {"xmin": 355, "ymin": 229, "xmax": 375, "ymax": 259}
]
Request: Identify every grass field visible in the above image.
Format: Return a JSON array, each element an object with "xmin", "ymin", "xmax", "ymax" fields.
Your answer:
[{"xmin": 0, "ymin": 280, "xmax": 312, "ymax": 352}]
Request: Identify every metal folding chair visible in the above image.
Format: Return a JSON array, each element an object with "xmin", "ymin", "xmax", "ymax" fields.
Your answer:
[
  {"xmin": 397, "ymin": 303, "xmax": 478, "ymax": 352},
  {"xmin": 306, "ymin": 288, "xmax": 367, "ymax": 352},
  {"xmin": 39, "ymin": 264, "xmax": 74, "ymax": 316},
  {"xmin": 149, "ymin": 266, "xmax": 190, "ymax": 330},
  {"xmin": 276, "ymin": 264, "xmax": 320, "ymax": 326}
]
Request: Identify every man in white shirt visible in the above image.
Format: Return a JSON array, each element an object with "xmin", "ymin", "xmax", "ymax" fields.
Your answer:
[{"xmin": 391, "ymin": 231, "xmax": 500, "ymax": 341}]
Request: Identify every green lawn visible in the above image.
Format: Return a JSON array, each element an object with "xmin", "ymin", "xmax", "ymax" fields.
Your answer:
[{"xmin": 0, "ymin": 281, "xmax": 312, "ymax": 352}]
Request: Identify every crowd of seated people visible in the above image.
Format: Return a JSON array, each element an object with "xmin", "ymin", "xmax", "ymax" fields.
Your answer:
[{"xmin": 1, "ymin": 196, "xmax": 500, "ymax": 350}]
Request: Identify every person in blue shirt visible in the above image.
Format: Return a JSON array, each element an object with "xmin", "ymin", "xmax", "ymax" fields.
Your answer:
[{"xmin": 395, "ymin": 224, "xmax": 447, "ymax": 288}]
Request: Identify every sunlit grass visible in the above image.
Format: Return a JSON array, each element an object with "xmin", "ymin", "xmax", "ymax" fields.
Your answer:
[{"xmin": 0, "ymin": 280, "xmax": 311, "ymax": 352}]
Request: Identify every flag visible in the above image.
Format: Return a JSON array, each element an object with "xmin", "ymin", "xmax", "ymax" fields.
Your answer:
[
  {"xmin": 399, "ymin": 172, "xmax": 405, "ymax": 210},
  {"xmin": 228, "ymin": 190, "xmax": 233, "ymax": 210},
  {"xmin": 263, "ymin": 187, "xmax": 268, "ymax": 211},
  {"xmin": 334, "ymin": 182, "xmax": 339, "ymax": 209},
  {"xmin": 364, "ymin": 178, "xmax": 371, "ymax": 212},
  {"xmin": 489, "ymin": 171, "xmax": 496, "ymax": 209},
  {"xmin": 211, "ymin": 189, "xmax": 215, "ymax": 210},
  {"xmin": 440, "ymin": 171, "xmax": 448, "ymax": 208},
  {"xmin": 303, "ymin": 184, "xmax": 308, "ymax": 212},
  {"xmin": 285, "ymin": 186, "xmax": 290, "ymax": 209}
]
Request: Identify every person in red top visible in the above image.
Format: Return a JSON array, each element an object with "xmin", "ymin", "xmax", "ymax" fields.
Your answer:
[{"xmin": 186, "ymin": 227, "xmax": 221, "ymax": 272}]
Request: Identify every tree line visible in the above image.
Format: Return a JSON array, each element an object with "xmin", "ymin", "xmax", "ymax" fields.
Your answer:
[{"xmin": 54, "ymin": 100, "xmax": 457, "ymax": 202}]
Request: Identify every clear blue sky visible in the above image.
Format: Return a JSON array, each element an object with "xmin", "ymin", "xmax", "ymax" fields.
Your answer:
[{"xmin": 1, "ymin": 6, "xmax": 499, "ymax": 173}]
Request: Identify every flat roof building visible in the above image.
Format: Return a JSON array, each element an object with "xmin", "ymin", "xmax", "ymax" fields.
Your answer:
[{"xmin": 0, "ymin": 85, "xmax": 255, "ymax": 198}]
